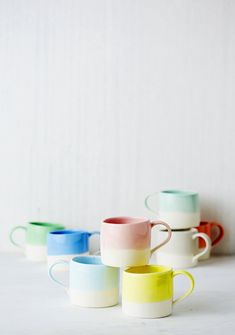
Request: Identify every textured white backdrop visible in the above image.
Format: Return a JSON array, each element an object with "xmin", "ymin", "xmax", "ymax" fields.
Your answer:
[{"xmin": 0, "ymin": 0, "xmax": 234, "ymax": 253}]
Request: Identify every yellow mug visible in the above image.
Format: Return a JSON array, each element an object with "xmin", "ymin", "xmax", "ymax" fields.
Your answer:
[{"xmin": 122, "ymin": 265, "xmax": 194, "ymax": 318}]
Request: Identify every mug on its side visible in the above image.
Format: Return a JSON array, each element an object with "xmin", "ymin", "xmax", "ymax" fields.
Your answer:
[
  {"xmin": 196, "ymin": 221, "xmax": 224, "ymax": 260},
  {"xmin": 9, "ymin": 222, "xmax": 65, "ymax": 261},
  {"xmin": 122, "ymin": 265, "xmax": 194, "ymax": 318},
  {"xmin": 101, "ymin": 217, "xmax": 172, "ymax": 267},
  {"xmin": 145, "ymin": 190, "xmax": 200, "ymax": 229},
  {"xmin": 47, "ymin": 230, "xmax": 100, "ymax": 270},
  {"xmin": 155, "ymin": 228, "xmax": 211, "ymax": 268},
  {"xmin": 48, "ymin": 256, "xmax": 119, "ymax": 308}
]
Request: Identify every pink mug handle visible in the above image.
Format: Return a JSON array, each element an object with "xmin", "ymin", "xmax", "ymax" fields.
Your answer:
[{"xmin": 150, "ymin": 221, "xmax": 172, "ymax": 255}]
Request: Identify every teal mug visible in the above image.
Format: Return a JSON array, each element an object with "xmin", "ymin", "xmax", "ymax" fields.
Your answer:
[{"xmin": 145, "ymin": 190, "xmax": 200, "ymax": 229}]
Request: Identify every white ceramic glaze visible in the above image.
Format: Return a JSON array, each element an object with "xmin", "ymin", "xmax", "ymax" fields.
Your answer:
[{"xmin": 122, "ymin": 299, "xmax": 172, "ymax": 318}]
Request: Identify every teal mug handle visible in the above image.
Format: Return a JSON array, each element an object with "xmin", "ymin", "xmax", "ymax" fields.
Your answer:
[
  {"xmin": 88, "ymin": 231, "xmax": 100, "ymax": 255},
  {"xmin": 48, "ymin": 260, "xmax": 69, "ymax": 288},
  {"xmin": 9, "ymin": 226, "xmax": 26, "ymax": 248},
  {"xmin": 145, "ymin": 193, "xmax": 159, "ymax": 214}
]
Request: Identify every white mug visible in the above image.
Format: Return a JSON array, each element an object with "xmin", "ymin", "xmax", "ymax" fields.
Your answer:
[{"xmin": 154, "ymin": 228, "xmax": 211, "ymax": 268}]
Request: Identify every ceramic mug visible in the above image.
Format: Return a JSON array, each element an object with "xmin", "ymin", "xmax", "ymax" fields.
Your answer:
[
  {"xmin": 196, "ymin": 221, "xmax": 224, "ymax": 260},
  {"xmin": 47, "ymin": 229, "xmax": 100, "ymax": 270},
  {"xmin": 48, "ymin": 255, "xmax": 119, "ymax": 308},
  {"xmin": 101, "ymin": 216, "xmax": 172, "ymax": 267},
  {"xmin": 154, "ymin": 228, "xmax": 211, "ymax": 268},
  {"xmin": 122, "ymin": 265, "xmax": 194, "ymax": 318},
  {"xmin": 145, "ymin": 190, "xmax": 200, "ymax": 229},
  {"xmin": 9, "ymin": 222, "xmax": 65, "ymax": 261}
]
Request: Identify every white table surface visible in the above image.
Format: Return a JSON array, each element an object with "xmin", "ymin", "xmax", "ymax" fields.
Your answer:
[{"xmin": 1, "ymin": 253, "xmax": 235, "ymax": 335}]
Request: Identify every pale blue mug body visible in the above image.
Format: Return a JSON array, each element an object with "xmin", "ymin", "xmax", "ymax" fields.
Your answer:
[
  {"xmin": 145, "ymin": 190, "xmax": 200, "ymax": 229},
  {"xmin": 48, "ymin": 255, "xmax": 119, "ymax": 307}
]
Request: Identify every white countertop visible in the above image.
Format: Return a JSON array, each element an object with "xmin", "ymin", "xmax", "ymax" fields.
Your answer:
[{"xmin": 1, "ymin": 253, "xmax": 234, "ymax": 335}]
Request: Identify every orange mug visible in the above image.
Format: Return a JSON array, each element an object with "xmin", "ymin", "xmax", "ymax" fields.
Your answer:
[{"xmin": 196, "ymin": 221, "xmax": 224, "ymax": 260}]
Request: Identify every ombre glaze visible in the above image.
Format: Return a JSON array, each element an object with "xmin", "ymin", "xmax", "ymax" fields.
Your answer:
[
  {"xmin": 9, "ymin": 222, "xmax": 65, "ymax": 261},
  {"xmin": 145, "ymin": 190, "xmax": 200, "ymax": 229},
  {"xmin": 122, "ymin": 265, "xmax": 194, "ymax": 318},
  {"xmin": 47, "ymin": 230, "xmax": 99, "ymax": 270},
  {"xmin": 101, "ymin": 217, "xmax": 171, "ymax": 267},
  {"xmin": 196, "ymin": 221, "xmax": 224, "ymax": 260},
  {"xmin": 48, "ymin": 256, "xmax": 119, "ymax": 308}
]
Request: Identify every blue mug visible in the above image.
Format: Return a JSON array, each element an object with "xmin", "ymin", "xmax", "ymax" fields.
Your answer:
[
  {"xmin": 47, "ymin": 230, "xmax": 100, "ymax": 270},
  {"xmin": 48, "ymin": 255, "xmax": 119, "ymax": 307}
]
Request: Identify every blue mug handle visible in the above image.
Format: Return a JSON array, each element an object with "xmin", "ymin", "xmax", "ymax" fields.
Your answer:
[
  {"xmin": 48, "ymin": 260, "xmax": 69, "ymax": 288},
  {"xmin": 88, "ymin": 231, "xmax": 100, "ymax": 255}
]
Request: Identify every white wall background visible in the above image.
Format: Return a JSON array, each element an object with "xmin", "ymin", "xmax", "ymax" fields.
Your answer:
[{"xmin": 0, "ymin": 0, "xmax": 234, "ymax": 253}]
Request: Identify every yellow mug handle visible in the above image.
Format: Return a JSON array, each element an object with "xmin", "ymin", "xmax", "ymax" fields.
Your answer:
[{"xmin": 173, "ymin": 270, "xmax": 195, "ymax": 304}]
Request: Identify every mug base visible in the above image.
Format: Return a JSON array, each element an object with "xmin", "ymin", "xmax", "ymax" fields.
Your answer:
[
  {"xmin": 25, "ymin": 244, "xmax": 47, "ymax": 262},
  {"xmin": 101, "ymin": 248, "xmax": 150, "ymax": 267},
  {"xmin": 122, "ymin": 299, "xmax": 172, "ymax": 318},
  {"xmin": 69, "ymin": 288, "xmax": 119, "ymax": 308},
  {"xmin": 159, "ymin": 211, "xmax": 200, "ymax": 230},
  {"xmin": 155, "ymin": 253, "xmax": 197, "ymax": 269}
]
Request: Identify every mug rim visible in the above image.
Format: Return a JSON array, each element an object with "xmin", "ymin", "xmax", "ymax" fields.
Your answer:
[
  {"xmin": 103, "ymin": 216, "xmax": 149, "ymax": 225},
  {"xmin": 29, "ymin": 222, "xmax": 64, "ymax": 229},
  {"xmin": 124, "ymin": 265, "xmax": 172, "ymax": 276},
  {"xmin": 159, "ymin": 227, "xmax": 197, "ymax": 234},
  {"xmin": 160, "ymin": 190, "xmax": 198, "ymax": 196},
  {"xmin": 48, "ymin": 229, "xmax": 86, "ymax": 235},
  {"xmin": 71, "ymin": 255, "xmax": 106, "ymax": 267}
]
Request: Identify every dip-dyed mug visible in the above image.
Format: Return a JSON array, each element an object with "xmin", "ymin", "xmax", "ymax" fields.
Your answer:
[
  {"xmin": 47, "ymin": 230, "xmax": 100, "ymax": 270},
  {"xmin": 101, "ymin": 217, "xmax": 172, "ymax": 267},
  {"xmin": 196, "ymin": 221, "xmax": 224, "ymax": 260},
  {"xmin": 122, "ymin": 265, "xmax": 194, "ymax": 318},
  {"xmin": 9, "ymin": 222, "xmax": 65, "ymax": 261},
  {"xmin": 48, "ymin": 256, "xmax": 119, "ymax": 308},
  {"xmin": 145, "ymin": 190, "xmax": 200, "ymax": 229}
]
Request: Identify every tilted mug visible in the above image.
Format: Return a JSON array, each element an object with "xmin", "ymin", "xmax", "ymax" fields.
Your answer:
[{"xmin": 101, "ymin": 216, "xmax": 172, "ymax": 267}]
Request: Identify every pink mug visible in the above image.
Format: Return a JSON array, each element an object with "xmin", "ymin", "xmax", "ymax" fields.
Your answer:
[{"xmin": 101, "ymin": 217, "xmax": 172, "ymax": 267}]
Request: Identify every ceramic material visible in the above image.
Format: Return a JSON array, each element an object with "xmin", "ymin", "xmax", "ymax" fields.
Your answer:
[
  {"xmin": 9, "ymin": 222, "xmax": 65, "ymax": 261},
  {"xmin": 122, "ymin": 265, "xmax": 194, "ymax": 318},
  {"xmin": 196, "ymin": 221, "xmax": 224, "ymax": 260},
  {"xmin": 101, "ymin": 216, "xmax": 172, "ymax": 267},
  {"xmin": 48, "ymin": 255, "xmax": 119, "ymax": 308},
  {"xmin": 155, "ymin": 228, "xmax": 211, "ymax": 268},
  {"xmin": 47, "ymin": 229, "xmax": 100, "ymax": 270},
  {"xmin": 145, "ymin": 190, "xmax": 200, "ymax": 229}
]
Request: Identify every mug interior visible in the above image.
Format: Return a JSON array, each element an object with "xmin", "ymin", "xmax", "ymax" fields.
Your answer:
[
  {"xmin": 103, "ymin": 217, "xmax": 147, "ymax": 225},
  {"xmin": 29, "ymin": 222, "xmax": 63, "ymax": 229},
  {"xmin": 200, "ymin": 221, "xmax": 209, "ymax": 226},
  {"xmin": 72, "ymin": 256, "xmax": 103, "ymax": 266},
  {"xmin": 125, "ymin": 265, "xmax": 172, "ymax": 275},
  {"xmin": 49, "ymin": 230, "xmax": 84, "ymax": 235},
  {"xmin": 161, "ymin": 190, "xmax": 197, "ymax": 196}
]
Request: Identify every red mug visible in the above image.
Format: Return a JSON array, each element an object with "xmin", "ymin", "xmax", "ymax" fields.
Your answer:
[{"xmin": 196, "ymin": 221, "xmax": 224, "ymax": 260}]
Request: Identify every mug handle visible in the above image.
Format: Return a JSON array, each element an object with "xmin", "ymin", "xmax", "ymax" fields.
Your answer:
[
  {"xmin": 9, "ymin": 226, "xmax": 26, "ymax": 248},
  {"xmin": 88, "ymin": 231, "xmax": 100, "ymax": 255},
  {"xmin": 192, "ymin": 232, "xmax": 211, "ymax": 262},
  {"xmin": 48, "ymin": 260, "xmax": 69, "ymax": 288},
  {"xmin": 210, "ymin": 222, "xmax": 224, "ymax": 246},
  {"xmin": 173, "ymin": 270, "xmax": 195, "ymax": 304},
  {"xmin": 150, "ymin": 221, "xmax": 172, "ymax": 255},
  {"xmin": 145, "ymin": 193, "xmax": 158, "ymax": 214}
]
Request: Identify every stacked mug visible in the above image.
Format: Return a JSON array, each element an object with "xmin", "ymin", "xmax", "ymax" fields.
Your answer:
[
  {"xmin": 145, "ymin": 190, "xmax": 224, "ymax": 267},
  {"xmin": 48, "ymin": 216, "xmax": 195, "ymax": 318}
]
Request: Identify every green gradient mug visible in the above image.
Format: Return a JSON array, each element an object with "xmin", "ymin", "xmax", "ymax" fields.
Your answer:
[
  {"xmin": 145, "ymin": 190, "xmax": 200, "ymax": 229},
  {"xmin": 9, "ymin": 222, "xmax": 65, "ymax": 261}
]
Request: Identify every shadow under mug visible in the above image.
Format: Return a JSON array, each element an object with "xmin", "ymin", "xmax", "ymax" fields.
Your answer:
[
  {"xmin": 155, "ymin": 228, "xmax": 211, "ymax": 268},
  {"xmin": 101, "ymin": 216, "xmax": 172, "ymax": 267},
  {"xmin": 48, "ymin": 255, "xmax": 119, "ymax": 308},
  {"xmin": 196, "ymin": 221, "xmax": 224, "ymax": 260},
  {"xmin": 9, "ymin": 222, "xmax": 65, "ymax": 261},
  {"xmin": 145, "ymin": 190, "xmax": 200, "ymax": 229},
  {"xmin": 122, "ymin": 265, "xmax": 194, "ymax": 318},
  {"xmin": 47, "ymin": 230, "xmax": 100, "ymax": 270}
]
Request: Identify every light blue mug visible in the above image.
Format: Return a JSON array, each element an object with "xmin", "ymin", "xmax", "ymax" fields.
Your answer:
[
  {"xmin": 48, "ymin": 256, "xmax": 119, "ymax": 307},
  {"xmin": 145, "ymin": 190, "xmax": 200, "ymax": 229},
  {"xmin": 47, "ymin": 230, "xmax": 100, "ymax": 270}
]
